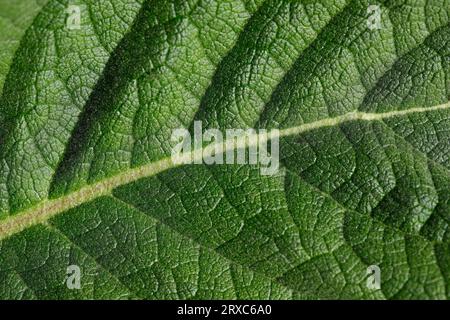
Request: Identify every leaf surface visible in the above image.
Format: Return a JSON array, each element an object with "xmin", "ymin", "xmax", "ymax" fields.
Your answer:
[
  {"xmin": 0, "ymin": 0, "xmax": 49, "ymax": 95},
  {"xmin": 0, "ymin": 0, "xmax": 450, "ymax": 299}
]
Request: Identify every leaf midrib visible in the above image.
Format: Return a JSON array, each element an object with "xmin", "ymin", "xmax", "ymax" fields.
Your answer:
[{"xmin": 0, "ymin": 101, "xmax": 449, "ymax": 242}]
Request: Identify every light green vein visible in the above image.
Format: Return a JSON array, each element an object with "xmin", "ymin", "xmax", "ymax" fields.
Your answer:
[{"xmin": 0, "ymin": 100, "xmax": 449, "ymax": 241}]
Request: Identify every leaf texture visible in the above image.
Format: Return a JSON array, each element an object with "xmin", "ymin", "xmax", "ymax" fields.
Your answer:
[{"xmin": 0, "ymin": 0, "xmax": 450, "ymax": 299}]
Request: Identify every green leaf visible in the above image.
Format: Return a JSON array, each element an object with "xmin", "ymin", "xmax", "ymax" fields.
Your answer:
[
  {"xmin": 0, "ymin": 0, "xmax": 450, "ymax": 300},
  {"xmin": 0, "ymin": 0, "xmax": 49, "ymax": 95}
]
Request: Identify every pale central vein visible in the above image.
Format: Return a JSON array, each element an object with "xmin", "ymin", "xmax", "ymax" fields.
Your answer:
[{"xmin": 0, "ymin": 101, "xmax": 449, "ymax": 241}]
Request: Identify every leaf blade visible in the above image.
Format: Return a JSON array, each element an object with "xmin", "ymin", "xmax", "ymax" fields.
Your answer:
[{"xmin": 1, "ymin": 0, "xmax": 450, "ymax": 300}]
